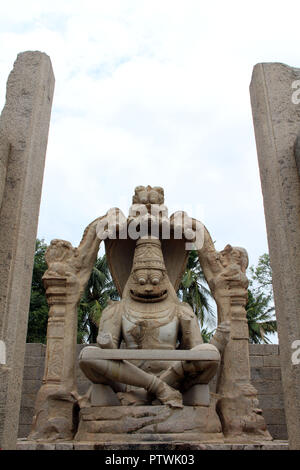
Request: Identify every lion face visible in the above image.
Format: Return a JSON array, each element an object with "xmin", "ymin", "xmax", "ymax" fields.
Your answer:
[{"xmin": 129, "ymin": 268, "xmax": 168, "ymax": 302}]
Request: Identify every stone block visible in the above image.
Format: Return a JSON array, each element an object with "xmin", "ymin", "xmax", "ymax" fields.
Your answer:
[
  {"xmin": 24, "ymin": 343, "xmax": 44, "ymax": 357},
  {"xmin": 230, "ymin": 444, "xmax": 246, "ymax": 450},
  {"xmin": 267, "ymin": 424, "xmax": 288, "ymax": 440},
  {"xmin": 249, "ymin": 356, "xmax": 263, "ymax": 367},
  {"xmin": 249, "ymin": 344, "xmax": 279, "ymax": 356},
  {"xmin": 17, "ymin": 425, "xmax": 32, "ymax": 439},
  {"xmin": 16, "ymin": 440, "xmax": 37, "ymax": 450},
  {"xmin": 24, "ymin": 356, "xmax": 44, "ymax": 367},
  {"xmin": 21, "ymin": 393, "xmax": 37, "ymax": 408},
  {"xmin": 205, "ymin": 444, "xmax": 232, "ymax": 450},
  {"xmin": 19, "ymin": 407, "xmax": 34, "ymax": 425},
  {"xmin": 74, "ymin": 443, "xmax": 95, "ymax": 450},
  {"xmin": 75, "ymin": 405, "xmax": 223, "ymax": 442},
  {"xmin": 252, "ymin": 381, "xmax": 282, "ymax": 395},
  {"xmin": 36, "ymin": 443, "xmax": 56, "ymax": 450},
  {"xmin": 55, "ymin": 442, "xmax": 74, "ymax": 450},
  {"xmin": 263, "ymin": 355, "xmax": 280, "ymax": 367},
  {"xmin": 250, "ymin": 367, "xmax": 264, "ymax": 381},
  {"xmin": 23, "ymin": 366, "xmax": 41, "ymax": 380},
  {"xmin": 261, "ymin": 442, "xmax": 289, "ymax": 450},
  {"xmin": 257, "ymin": 394, "xmax": 285, "ymax": 410},
  {"xmin": 22, "ymin": 380, "xmax": 42, "ymax": 394},
  {"xmin": 243, "ymin": 444, "xmax": 262, "ymax": 450},
  {"xmin": 251, "ymin": 366, "xmax": 281, "ymax": 382},
  {"xmin": 263, "ymin": 409, "xmax": 286, "ymax": 425},
  {"xmin": 261, "ymin": 367, "xmax": 282, "ymax": 381}
]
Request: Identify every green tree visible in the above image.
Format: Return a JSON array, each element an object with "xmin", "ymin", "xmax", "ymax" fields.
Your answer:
[
  {"xmin": 79, "ymin": 254, "xmax": 119, "ymax": 343},
  {"xmin": 26, "ymin": 239, "xmax": 48, "ymax": 343},
  {"xmin": 27, "ymin": 239, "xmax": 91, "ymax": 343},
  {"xmin": 246, "ymin": 289, "xmax": 277, "ymax": 344},
  {"xmin": 177, "ymin": 250, "xmax": 215, "ymax": 330},
  {"xmin": 201, "ymin": 327, "xmax": 214, "ymax": 343},
  {"xmin": 246, "ymin": 253, "xmax": 277, "ymax": 343},
  {"xmin": 179, "ymin": 250, "xmax": 278, "ymax": 344},
  {"xmin": 249, "ymin": 253, "xmax": 273, "ymax": 298}
]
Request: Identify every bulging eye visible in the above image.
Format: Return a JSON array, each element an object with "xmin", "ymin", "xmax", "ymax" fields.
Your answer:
[
  {"xmin": 151, "ymin": 277, "xmax": 159, "ymax": 285},
  {"xmin": 139, "ymin": 277, "xmax": 146, "ymax": 285}
]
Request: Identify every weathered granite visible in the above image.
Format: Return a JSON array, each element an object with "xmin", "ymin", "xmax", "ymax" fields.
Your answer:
[
  {"xmin": 18, "ymin": 343, "xmax": 287, "ymax": 440},
  {"xmin": 0, "ymin": 51, "xmax": 54, "ymax": 450},
  {"xmin": 75, "ymin": 403, "xmax": 223, "ymax": 443},
  {"xmin": 25, "ymin": 186, "xmax": 269, "ymax": 443},
  {"xmin": 28, "ymin": 231, "xmax": 103, "ymax": 441},
  {"xmin": 250, "ymin": 62, "xmax": 300, "ymax": 449},
  {"xmin": 16, "ymin": 438, "xmax": 289, "ymax": 450}
]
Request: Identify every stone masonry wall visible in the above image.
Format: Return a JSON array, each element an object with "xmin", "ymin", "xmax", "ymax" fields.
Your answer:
[
  {"xmin": 18, "ymin": 343, "xmax": 287, "ymax": 440},
  {"xmin": 248, "ymin": 343, "xmax": 286, "ymax": 440}
]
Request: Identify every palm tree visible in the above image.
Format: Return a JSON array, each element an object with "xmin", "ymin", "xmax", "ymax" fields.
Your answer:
[
  {"xmin": 201, "ymin": 327, "xmax": 215, "ymax": 343},
  {"xmin": 246, "ymin": 289, "xmax": 277, "ymax": 343},
  {"xmin": 177, "ymin": 250, "xmax": 215, "ymax": 329},
  {"xmin": 79, "ymin": 254, "xmax": 119, "ymax": 343}
]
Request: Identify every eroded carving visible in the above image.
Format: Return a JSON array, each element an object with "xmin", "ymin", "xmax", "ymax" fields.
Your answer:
[
  {"xmin": 79, "ymin": 236, "xmax": 223, "ymax": 413},
  {"xmin": 30, "ymin": 185, "xmax": 271, "ymax": 443}
]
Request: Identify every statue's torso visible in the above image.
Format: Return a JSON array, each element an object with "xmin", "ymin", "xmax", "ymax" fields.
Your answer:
[
  {"xmin": 122, "ymin": 298, "xmax": 179, "ymax": 350},
  {"xmin": 121, "ymin": 298, "xmax": 180, "ymax": 376}
]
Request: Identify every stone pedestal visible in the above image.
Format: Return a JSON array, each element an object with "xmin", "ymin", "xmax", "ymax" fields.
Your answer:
[{"xmin": 74, "ymin": 402, "xmax": 224, "ymax": 443}]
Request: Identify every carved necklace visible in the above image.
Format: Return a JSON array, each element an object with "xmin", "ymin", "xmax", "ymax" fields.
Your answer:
[{"xmin": 124, "ymin": 297, "xmax": 177, "ymax": 327}]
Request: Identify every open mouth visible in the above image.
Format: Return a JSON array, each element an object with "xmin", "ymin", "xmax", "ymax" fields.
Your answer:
[{"xmin": 130, "ymin": 289, "xmax": 168, "ymax": 302}]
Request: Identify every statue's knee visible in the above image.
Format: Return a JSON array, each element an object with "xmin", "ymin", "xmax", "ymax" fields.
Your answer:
[
  {"xmin": 79, "ymin": 358, "xmax": 108, "ymax": 376},
  {"xmin": 194, "ymin": 358, "xmax": 219, "ymax": 371},
  {"xmin": 191, "ymin": 344, "xmax": 203, "ymax": 352},
  {"xmin": 191, "ymin": 343, "xmax": 219, "ymax": 353},
  {"xmin": 79, "ymin": 358, "xmax": 91, "ymax": 373}
]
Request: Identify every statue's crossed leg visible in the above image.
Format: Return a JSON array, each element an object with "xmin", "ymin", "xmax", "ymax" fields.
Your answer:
[
  {"xmin": 79, "ymin": 356, "xmax": 183, "ymax": 408},
  {"xmin": 79, "ymin": 344, "xmax": 219, "ymax": 409}
]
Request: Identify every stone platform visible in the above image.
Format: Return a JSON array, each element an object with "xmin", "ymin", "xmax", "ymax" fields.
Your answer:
[
  {"xmin": 16, "ymin": 439, "xmax": 289, "ymax": 450},
  {"xmin": 74, "ymin": 405, "xmax": 223, "ymax": 443}
]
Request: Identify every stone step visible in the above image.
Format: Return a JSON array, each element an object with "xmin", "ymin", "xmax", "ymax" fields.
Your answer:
[{"xmin": 16, "ymin": 439, "xmax": 289, "ymax": 450}]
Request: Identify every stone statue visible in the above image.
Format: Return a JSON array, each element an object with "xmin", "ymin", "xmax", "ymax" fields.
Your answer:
[
  {"xmin": 79, "ymin": 236, "xmax": 229, "ymax": 409},
  {"xmin": 29, "ymin": 185, "xmax": 271, "ymax": 443}
]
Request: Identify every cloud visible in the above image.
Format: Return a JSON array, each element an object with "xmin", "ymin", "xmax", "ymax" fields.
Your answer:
[{"xmin": 1, "ymin": 0, "xmax": 299, "ymax": 272}]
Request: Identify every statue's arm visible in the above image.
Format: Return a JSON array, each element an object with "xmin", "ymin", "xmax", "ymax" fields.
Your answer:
[
  {"xmin": 209, "ymin": 321, "xmax": 230, "ymax": 354},
  {"xmin": 77, "ymin": 217, "xmax": 104, "ymax": 284},
  {"xmin": 96, "ymin": 301, "xmax": 123, "ymax": 349},
  {"xmin": 196, "ymin": 225, "xmax": 222, "ymax": 290},
  {"xmin": 179, "ymin": 303, "xmax": 203, "ymax": 349}
]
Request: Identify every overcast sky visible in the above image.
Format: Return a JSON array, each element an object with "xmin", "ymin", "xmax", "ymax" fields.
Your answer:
[{"xmin": 1, "ymin": 1, "xmax": 299, "ymax": 274}]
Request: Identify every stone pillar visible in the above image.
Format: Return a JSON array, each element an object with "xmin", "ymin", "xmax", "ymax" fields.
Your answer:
[
  {"xmin": 197, "ymin": 231, "xmax": 271, "ymax": 440},
  {"xmin": 29, "ymin": 221, "xmax": 101, "ymax": 441},
  {"xmin": 0, "ymin": 52, "xmax": 55, "ymax": 450},
  {"xmin": 29, "ymin": 240, "xmax": 82, "ymax": 442},
  {"xmin": 250, "ymin": 63, "xmax": 300, "ymax": 450}
]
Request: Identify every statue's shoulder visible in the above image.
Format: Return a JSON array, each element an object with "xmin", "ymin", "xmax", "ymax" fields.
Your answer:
[
  {"xmin": 177, "ymin": 301, "xmax": 196, "ymax": 320},
  {"xmin": 101, "ymin": 299, "xmax": 123, "ymax": 320}
]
